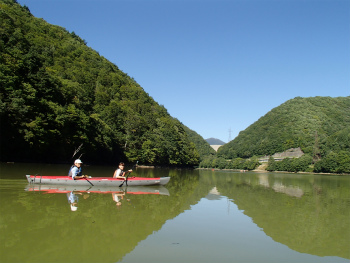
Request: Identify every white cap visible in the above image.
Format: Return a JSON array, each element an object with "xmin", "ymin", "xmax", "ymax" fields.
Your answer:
[
  {"xmin": 74, "ymin": 159, "xmax": 83, "ymax": 164},
  {"xmin": 70, "ymin": 204, "xmax": 78, "ymax": 211}
]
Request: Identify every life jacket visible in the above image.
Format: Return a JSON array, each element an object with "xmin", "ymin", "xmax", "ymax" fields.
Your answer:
[
  {"xmin": 116, "ymin": 168, "xmax": 125, "ymax": 177},
  {"xmin": 68, "ymin": 165, "xmax": 81, "ymax": 177},
  {"xmin": 68, "ymin": 165, "xmax": 74, "ymax": 177}
]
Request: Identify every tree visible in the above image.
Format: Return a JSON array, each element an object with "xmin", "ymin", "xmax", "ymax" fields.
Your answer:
[
  {"xmin": 266, "ymin": 156, "xmax": 276, "ymax": 171},
  {"xmin": 314, "ymin": 151, "xmax": 350, "ymax": 174}
]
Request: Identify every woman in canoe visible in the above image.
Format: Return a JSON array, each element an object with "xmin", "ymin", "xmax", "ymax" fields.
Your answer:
[{"xmin": 113, "ymin": 162, "xmax": 133, "ymax": 180}]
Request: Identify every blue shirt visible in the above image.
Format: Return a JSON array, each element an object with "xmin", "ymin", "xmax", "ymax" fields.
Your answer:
[
  {"xmin": 67, "ymin": 191, "xmax": 79, "ymax": 204},
  {"xmin": 68, "ymin": 166, "xmax": 82, "ymax": 179}
]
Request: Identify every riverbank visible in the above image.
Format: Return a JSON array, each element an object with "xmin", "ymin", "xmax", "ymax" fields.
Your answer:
[{"xmin": 197, "ymin": 167, "xmax": 349, "ymax": 176}]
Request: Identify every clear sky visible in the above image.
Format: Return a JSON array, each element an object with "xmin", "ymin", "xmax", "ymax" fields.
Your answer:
[{"xmin": 17, "ymin": 0, "xmax": 350, "ymax": 143}]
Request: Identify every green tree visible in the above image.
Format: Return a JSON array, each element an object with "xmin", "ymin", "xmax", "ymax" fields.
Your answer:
[
  {"xmin": 245, "ymin": 156, "xmax": 260, "ymax": 170},
  {"xmin": 217, "ymin": 157, "xmax": 227, "ymax": 169},
  {"xmin": 266, "ymin": 156, "xmax": 276, "ymax": 171},
  {"xmin": 314, "ymin": 151, "xmax": 350, "ymax": 174},
  {"xmin": 335, "ymin": 151, "xmax": 350, "ymax": 174},
  {"xmin": 294, "ymin": 154, "xmax": 313, "ymax": 172}
]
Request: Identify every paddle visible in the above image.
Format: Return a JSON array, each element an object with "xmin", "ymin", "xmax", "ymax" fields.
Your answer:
[
  {"xmin": 84, "ymin": 176, "xmax": 94, "ymax": 186},
  {"xmin": 119, "ymin": 161, "xmax": 138, "ymax": 187},
  {"xmin": 70, "ymin": 143, "xmax": 93, "ymax": 185}
]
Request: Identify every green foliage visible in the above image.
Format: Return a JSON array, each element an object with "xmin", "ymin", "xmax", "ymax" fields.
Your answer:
[
  {"xmin": 183, "ymin": 126, "xmax": 216, "ymax": 161},
  {"xmin": 269, "ymin": 155, "xmax": 314, "ymax": 173},
  {"xmin": 217, "ymin": 96, "xmax": 350, "ymax": 160},
  {"xmin": 198, "ymin": 155, "xmax": 215, "ymax": 168},
  {"xmin": 245, "ymin": 156, "xmax": 261, "ymax": 170},
  {"xmin": 266, "ymin": 156, "xmax": 276, "ymax": 171},
  {"xmin": 215, "ymin": 157, "xmax": 227, "ymax": 169},
  {"xmin": 199, "ymin": 156, "xmax": 260, "ymax": 171},
  {"xmin": 294, "ymin": 154, "xmax": 313, "ymax": 172},
  {"xmin": 228, "ymin": 157, "xmax": 245, "ymax": 170},
  {"xmin": 266, "ymin": 151, "xmax": 348, "ymax": 174},
  {"xmin": 216, "ymin": 96, "xmax": 350, "ymax": 173},
  {"xmin": 0, "ymin": 1, "xmax": 202, "ymax": 166},
  {"xmin": 314, "ymin": 151, "xmax": 350, "ymax": 174}
]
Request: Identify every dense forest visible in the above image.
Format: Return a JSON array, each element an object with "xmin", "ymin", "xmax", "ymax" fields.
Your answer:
[
  {"xmin": 0, "ymin": 0, "xmax": 213, "ymax": 166},
  {"xmin": 206, "ymin": 96, "xmax": 350, "ymax": 173},
  {"xmin": 1, "ymin": 1, "xmax": 348, "ymax": 173},
  {"xmin": 218, "ymin": 96, "xmax": 349, "ymax": 159},
  {"xmin": 183, "ymin": 126, "xmax": 216, "ymax": 161}
]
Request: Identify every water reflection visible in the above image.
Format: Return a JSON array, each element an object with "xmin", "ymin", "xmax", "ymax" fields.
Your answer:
[
  {"xmin": 258, "ymin": 174, "xmax": 304, "ymax": 197},
  {"xmin": 205, "ymin": 186, "xmax": 223, "ymax": 200},
  {"xmin": 25, "ymin": 184, "xmax": 170, "ymax": 210},
  {"xmin": 202, "ymin": 170, "xmax": 350, "ymax": 260},
  {"xmin": 25, "ymin": 184, "xmax": 170, "ymax": 195},
  {"xmin": 67, "ymin": 191, "xmax": 80, "ymax": 211},
  {"xmin": 112, "ymin": 192, "xmax": 126, "ymax": 206},
  {"xmin": 0, "ymin": 163, "xmax": 349, "ymax": 263}
]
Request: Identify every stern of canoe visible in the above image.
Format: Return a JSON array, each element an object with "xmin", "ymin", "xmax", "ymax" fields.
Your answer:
[{"xmin": 26, "ymin": 174, "xmax": 33, "ymax": 183}]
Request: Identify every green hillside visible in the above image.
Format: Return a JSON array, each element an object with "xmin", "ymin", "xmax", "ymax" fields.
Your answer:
[
  {"xmin": 184, "ymin": 127, "xmax": 216, "ymax": 161},
  {"xmin": 216, "ymin": 96, "xmax": 350, "ymax": 173},
  {"xmin": 0, "ymin": 0, "xmax": 201, "ymax": 166},
  {"xmin": 218, "ymin": 96, "xmax": 350, "ymax": 158}
]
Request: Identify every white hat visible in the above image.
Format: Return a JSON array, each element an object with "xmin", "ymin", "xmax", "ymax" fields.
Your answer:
[
  {"xmin": 74, "ymin": 159, "xmax": 83, "ymax": 164},
  {"xmin": 70, "ymin": 204, "xmax": 78, "ymax": 211}
]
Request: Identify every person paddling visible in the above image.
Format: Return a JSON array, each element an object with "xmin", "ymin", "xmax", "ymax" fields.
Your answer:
[
  {"xmin": 68, "ymin": 159, "xmax": 87, "ymax": 180},
  {"xmin": 113, "ymin": 162, "xmax": 132, "ymax": 180}
]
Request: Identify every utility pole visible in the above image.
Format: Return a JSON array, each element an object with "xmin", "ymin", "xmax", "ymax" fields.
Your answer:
[{"xmin": 228, "ymin": 128, "xmax": 232, "ymax": 142}]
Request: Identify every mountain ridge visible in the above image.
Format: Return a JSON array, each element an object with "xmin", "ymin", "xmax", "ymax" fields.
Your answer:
[
  {"xmin": 205, "ymin": 138, "xmax": 225, "ymax": 145},
  {"xmin": 217, "ymin": 96, "xmax": 350, "ymax": 159}
]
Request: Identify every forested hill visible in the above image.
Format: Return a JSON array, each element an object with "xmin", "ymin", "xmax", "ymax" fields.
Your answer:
[
  {"xmin": 184, "ymin": 127, "xmax": 216, "ymax": 160},
  {"xmin": 0, "ymin": 0, "xmax": 203, "ymax": 165},
  {"xmin": 217, "ymin": 96, "xmax": 350, "ymax": 159}
]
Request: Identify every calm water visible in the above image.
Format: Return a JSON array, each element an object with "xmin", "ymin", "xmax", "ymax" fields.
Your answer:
[{"xmin": 0, "ymin": 163, "xmax": 349, "ymax": 263}]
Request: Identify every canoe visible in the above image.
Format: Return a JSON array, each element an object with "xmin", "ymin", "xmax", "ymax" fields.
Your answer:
[
  {"xmin": 26, "ymin": 174, "xmax": 170, "ymax": 186},
  {"xmin": 25, "ymin": 184, "xmax": 170, "ymax": 196}
]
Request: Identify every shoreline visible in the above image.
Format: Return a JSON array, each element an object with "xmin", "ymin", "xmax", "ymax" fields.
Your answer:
[{"xmin": 196, "ymin": 167, "xmax": 350, "ymax": 176}]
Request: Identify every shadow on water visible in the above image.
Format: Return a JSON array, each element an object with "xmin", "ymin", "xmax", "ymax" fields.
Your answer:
[{"xmin": 0, "ymin": 163, "xmax": 349, "ymax": 262}]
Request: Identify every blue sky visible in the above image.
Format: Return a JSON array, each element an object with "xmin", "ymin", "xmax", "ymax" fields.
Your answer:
[{"xmin": 17, "ymin": 0, "xmax": 350, "ymax": 143}]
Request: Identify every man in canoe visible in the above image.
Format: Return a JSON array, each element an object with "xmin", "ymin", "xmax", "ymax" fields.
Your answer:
[
  {"xmin": 113, "ymin": 162, "xmax": 133, "ymax": 180},
  {"xmin": 68, "ymin": 159, "xmax": 88, "ymax": 180}
]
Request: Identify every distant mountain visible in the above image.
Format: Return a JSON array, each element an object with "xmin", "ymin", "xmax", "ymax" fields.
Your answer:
[
  {"xmin": 217, "ymin": 96, "xmax": 350, "ymax": 159},
  {"xmin": 206, "ymin": 138, "xmax": 226, "ymax": 145}
]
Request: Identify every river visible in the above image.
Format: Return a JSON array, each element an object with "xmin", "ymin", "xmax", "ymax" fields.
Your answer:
[{"xmin": 0, "ymin": 162, "xmax": 349, "ymax": 263}]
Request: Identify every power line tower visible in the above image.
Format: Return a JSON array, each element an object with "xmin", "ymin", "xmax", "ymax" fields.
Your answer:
[{"xmin": 228, "ymin": 128, "xmax": 232, "ymax": 142}]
